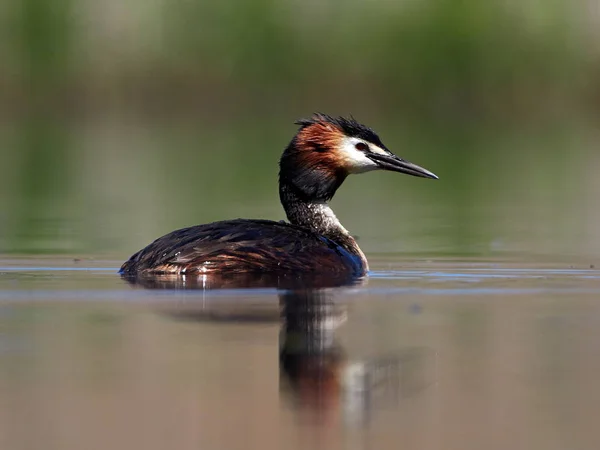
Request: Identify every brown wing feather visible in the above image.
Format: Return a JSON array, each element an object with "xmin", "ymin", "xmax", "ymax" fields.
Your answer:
[{"xmin": 119, "ymin": 219, "xmax": 364, "ymax": 276}]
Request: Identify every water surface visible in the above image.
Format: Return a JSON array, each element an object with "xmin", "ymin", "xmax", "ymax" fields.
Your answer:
[{"xmin": 1, "ymin": 257, "xmax": 599, "ymax": 450}]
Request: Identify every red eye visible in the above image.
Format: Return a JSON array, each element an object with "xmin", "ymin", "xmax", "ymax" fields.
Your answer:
[{"xmin": 355, "ymin": 142, "xmax": 368, "ymax": 151}]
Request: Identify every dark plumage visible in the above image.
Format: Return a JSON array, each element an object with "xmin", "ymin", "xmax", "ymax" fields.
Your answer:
[
  {"xmin": 295, "ymin": 113, "xmax": 388, "ymax": 151},
  {"xmin": 120, "ymin": 219, "xmax": 363, "ymax": 276}
]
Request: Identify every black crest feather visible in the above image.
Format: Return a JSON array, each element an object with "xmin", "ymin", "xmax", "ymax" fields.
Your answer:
[{"xmin": 295, "ymin": 113, "xmax": 387, "ymax": 150}]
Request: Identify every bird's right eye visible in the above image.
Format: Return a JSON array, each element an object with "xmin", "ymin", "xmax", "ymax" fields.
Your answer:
[{"xmin": 355, "ymin": 142, "xmax": 369, "ymax": 151}]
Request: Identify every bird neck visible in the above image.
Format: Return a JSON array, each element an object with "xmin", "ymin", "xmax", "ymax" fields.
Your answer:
[
  {"xmin": 279, "ymin": 181, "xmax": 367, "ymax": 266},
  {"xmin": 280, "ymin": 181, "xmax": 348, "ymax": 235}
]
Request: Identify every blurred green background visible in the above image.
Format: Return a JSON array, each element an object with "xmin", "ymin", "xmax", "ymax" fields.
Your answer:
[{"xmin": 1, "ymin": 0, "xmax": 599, "ymax": 259}]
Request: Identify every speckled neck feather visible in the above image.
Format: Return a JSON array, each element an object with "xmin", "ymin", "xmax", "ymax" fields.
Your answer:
[{"xmin": 279, "ymin": 179, "xmax": 368, "ymax": 269}]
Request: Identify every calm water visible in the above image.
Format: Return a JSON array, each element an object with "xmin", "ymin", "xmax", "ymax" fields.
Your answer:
[
  {"xmin": 1, "ymin": 257, "xmax": 599, "ymax": 450},
  {"xmin": 3, "ymin": 1, "xmax": 600, "ymax": 447}
]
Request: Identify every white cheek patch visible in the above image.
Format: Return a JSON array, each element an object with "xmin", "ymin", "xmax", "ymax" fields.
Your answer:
[{"xmin": 339, "ymin": 137, "xmax": 380, "ymax": 173}]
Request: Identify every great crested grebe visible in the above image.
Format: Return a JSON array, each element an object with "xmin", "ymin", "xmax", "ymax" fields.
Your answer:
[{"xmin": 120, "ymin": 114, "xmax": 437, "ymax": 277}]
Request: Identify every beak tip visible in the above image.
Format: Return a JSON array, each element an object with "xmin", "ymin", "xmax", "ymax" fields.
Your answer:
[{"xmin": 420, "ymin": 169, "xmax": 439, "ymax": 180}]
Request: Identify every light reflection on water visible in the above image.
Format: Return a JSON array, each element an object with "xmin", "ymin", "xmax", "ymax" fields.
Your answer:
[{"xmin": 1, "ymin": 258, "xmax": 600, "ymax": 450}]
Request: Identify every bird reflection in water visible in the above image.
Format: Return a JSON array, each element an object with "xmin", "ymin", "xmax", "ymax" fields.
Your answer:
[
  {"xmin": 279, "ymin": 289, "xmax": 435, "ymax": 425},
  {"xmin": 279, "ymin": 289, "xmax": 347, "ymax": 413},
  {"xmin": 122, "ymin": 272, "xmax": 435, "ymax": 424}
]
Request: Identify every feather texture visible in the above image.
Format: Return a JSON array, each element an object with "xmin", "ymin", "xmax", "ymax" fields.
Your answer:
[{"xmin": 120, "ymin": 219, "xmax": 365, "ymax": 276}]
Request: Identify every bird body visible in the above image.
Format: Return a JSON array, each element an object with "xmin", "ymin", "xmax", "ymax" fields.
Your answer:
[{"xmin": 120, "ymin": 219, "xmax": 364, "ymax": 275}]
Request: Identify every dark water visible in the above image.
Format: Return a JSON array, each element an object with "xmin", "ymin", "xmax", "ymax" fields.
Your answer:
[{"xmin": 1, "ymin": 257, "xmax": 600, "ymax": 450}]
